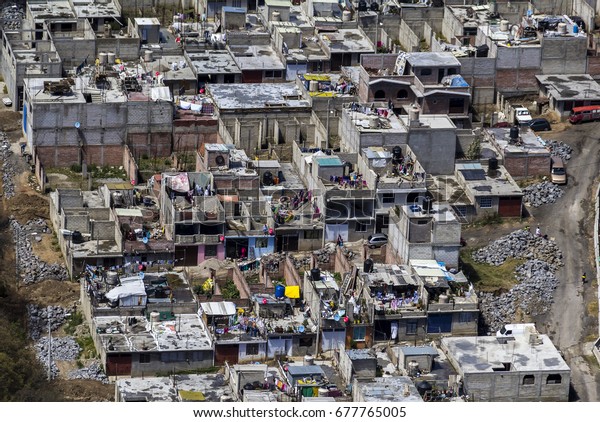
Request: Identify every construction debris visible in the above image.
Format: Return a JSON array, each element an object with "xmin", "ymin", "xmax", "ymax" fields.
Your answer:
[{"xmin": 523, "ymin": 181, "xmax": 564, "ymax": 207}]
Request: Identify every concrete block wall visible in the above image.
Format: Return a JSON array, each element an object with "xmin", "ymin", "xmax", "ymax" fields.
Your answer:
[
  {"xmin": 96, "ymin": 37, "xmax": 141, "ymax": 62},
  {"xmin": 432, "ymin": 245, "xmax": 459, "ymax": 269},
  {"xmin": 458, "ymin": 57, "xmax": 496, "ymax": 106},
  {"xmin": 407, "ymin": 127, "xmax": 456, "ymax": 175},
  {"xmin": 541, "ymin": 37, "xmax": 587, "ymax": 74},
  {"xmin": 503, "ymin": 154, "xmax": 550, "ymax": 178},
  {"xmin": 226, "ymin": 32, "xmax": 272, "ymax": 46},
  {"xmin": 92, "ymin": 220, "xmax": 117, "ymax": 241},
  {"xmin": 64, "ymin": 214, "xmax": 89, "ymax": 232},
  {"xmin": 399, "ymin": 20, "xmax": 420, "ymax": 52},
  {"xmin": 432, "ymin": 220, "xmax": 460, "ymax": 244},
  {"xmin": 173, "ymin": 118, "xmax": 219, "ymax": 153}
]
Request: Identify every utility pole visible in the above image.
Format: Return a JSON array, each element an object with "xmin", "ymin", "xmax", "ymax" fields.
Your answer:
[
  {"xmin": 325, "ymin": 98, "xmax": 331, "ymax": 150},
  {"xmin": 47, "ymin": 319, "xmax": 52, "ymax": 380}
]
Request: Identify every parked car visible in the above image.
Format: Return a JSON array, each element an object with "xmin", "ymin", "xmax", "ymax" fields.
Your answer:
[
  {"xmin": 2, "ymin": 97, "xmax": 12, "ymax": 107},
  {"xmin": 367, "ymin": 233, "xmax": 388, "ymax": 248},
  {"xmin": 528, "ymin": 118, "xmax": 551, "ymax": 131}
]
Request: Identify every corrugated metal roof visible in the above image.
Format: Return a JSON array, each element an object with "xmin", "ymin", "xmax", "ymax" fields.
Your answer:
[
  {"xmin": 398, "ymin": 346, "xmax": 439, "ymax": 357},
  {"xmin": 200, "ymin": 301, "xmax": 237, "ymax": 316}
]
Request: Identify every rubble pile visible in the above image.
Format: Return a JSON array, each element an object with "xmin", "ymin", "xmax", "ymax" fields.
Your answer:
[
  {"xmin": 11, "ymin": 218, "xmax": 69, "ymax": 284},
  {"xmin": 473, "ymin": 230, "xmax": 563, "ymax": 332},
  {"xmin": 35, "ymin": 336, "xmax": 81, "ymax": 378},
  {"xmin": 27, "ymin": 304, "xmax": 75, "ymax": 340},
  {"xmin": 68, "ymin": 361, "xmax": 108, "ymax": 384},
  {"xmin": 312, "ymin": 243, "xmax": 336, "ymax": 265},
  {"xmin": 0, "ymin": 4, "xmax": 24, "ymax": 31},
  {"xmin": 471, "ymin": 229, "xmax": 563, "ymax": 267},
  {"xmin": 1, "ymin": 137, "xmax": 15, "ymax": 199},
  {"xmin": 523, "ymin": 181, "xmax": 564, "ymax": 207},
  {"xmin": 546, "ymin": 141, "xmax": 573, "ymax": 161}
]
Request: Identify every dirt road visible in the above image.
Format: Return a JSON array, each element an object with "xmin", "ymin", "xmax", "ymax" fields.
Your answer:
[{"xmin": 530, "ymin": 123, "xmax": 600, "ymax": 401}]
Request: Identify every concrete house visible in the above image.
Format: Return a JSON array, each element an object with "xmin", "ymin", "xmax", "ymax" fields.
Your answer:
[
  {"xmin": 441, "ymin": 332, "xmax": 571, "ymax": 402},
  {"xmin": 352, "ymin": 376, "xmax": 423, "ymax": 402}
]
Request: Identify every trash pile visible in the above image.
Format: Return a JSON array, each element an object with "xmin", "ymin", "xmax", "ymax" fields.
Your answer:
[
  {"xmin": 1, "ymin": 136, "xmax": 15, "ymax": 199},
  {"xmin": 35, "ymin": 336, "xmax": 81, "ymax": 379},
  {"xmin": 11, "ymin": 218, "xmax": 69, "ymax": 284},
  {"xmin": 473, "ymin": 229, "xmax": 563, "ymax": 332},
  {"xmin": 27, "ymin": 304, "xmax": 75, "ymax": 340},
  {"xmin": 522, "ymin": 181, "xmax": 564, "ymax": 207}
]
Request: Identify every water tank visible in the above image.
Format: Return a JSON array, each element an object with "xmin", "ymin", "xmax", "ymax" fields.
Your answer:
[
  {"xmin": 370, "ymin": 2, "xmax": 379, "ymax": 11},
  {"xmin": 99, "ymin": 52, "xmax": 108, "ymax": 64},
  {"xmin": 263, "ymin": 171, "xmax": 274, "ymax": 186},
  {"xmin": 311, "ymin": 268, "xmax": 321, "ymax": 282},
  {"xmin": 106, "ymin": 271, "xmax": 119, "ymax": 285},
  {"xmin": 416, "ymin": 380, "xmax": 432, "ymax": 397},
  {"xmin": 107, "ymin": 52, "xmax": 116, "ymax": 64},
  {"xmin": 369, "ymin": 116, "xmax": 379, "ymax": 129},
  {"xmin": 422, "ymin": 196, "xmax": 433, "ymax": 214},
  {"xmin": 309, "ymin": 80, "xmax": 319, "ymax": 92},
  {"xmin": 304, "ymin": 354, "xmax": 315, "ymax": 366},
  {"xmin": 275, "ymin": 284, "xmax": 285, "ymax": 299},
  {"xmin": 392, "ymin": 146, "xmax": 402, "ymax": 163},
  {"xmin": 489, "ymin": 157, "xmax": 499, "ymax": 171},
  {"xmin": 318, "ymin": 387, "xmax": 329, "ymax": 397},
  {"xmin": 500, "ymin": 20, "xmax": 509, "ymax": 32},
  {"xmin": 407, "ymin": 361, "xmax": 420, "ymax": 377},
  {"xmin": 476, "ymin": 44, "xmax": 489, "ymax": 57},
  {"xmin": 271, "ymin": 11, "xmax": 281, "ymax": 21},
  {"xmin": 557, "ymin": 22, "xmax": 567, "ymax": 34},
  {"xmin": 364, "ymin": 258, "xmax": 374, "ymax": 274},
  {"xmin": 358, "ymin": 0, "xmax": 367, "ymax": 11},
  {"xmin": 438, "ymin": 294, "xmax": 449, "ymax": 304},
  {"xmin": 409, "ymin": 104, "xmax": 420, "ymax": 124},
  {"xmin": 510, "ymin": 125, "xmax": 519, "ymax": 140},
  {"xmin": 71, "ymin": 230, "xmax": 84, "ymax": 244},
  {"xmin": 150, "ymin": 311, "xmax": 160, "ymax": 323},
  {"xmin": 573, "ymin": 24, "xmax": 579, "ymax": 34},
  {"xmin": 342, "ymin": 10, "xmax": 352, "ymax": 22},
  {"xmin": 144, "ymin": 49, "xmax": 153, "ymax": 62}
]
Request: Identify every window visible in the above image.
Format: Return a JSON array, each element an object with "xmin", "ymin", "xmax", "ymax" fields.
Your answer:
[
  {"xmin": 406, "ymin": 321, "xmax": 417, "ymax": 335},
  {"xmin": 205, "ymin": 244, "xmax": 218, "ymax": 257},
  {"xmin": 374, "ymin": 90, "xmax": 386, "ymax": 100},
  {"xmin": 139, "ymin": 354, "xmax": 151, "ymax": 363},
  {"xmin": 353, "ymin": 326, "xmax": 366, "ymax": 341},
  {"xmin": 397, "ymin": 89, "xmax": 408, "ymax": 99},
  {"xmin": 478, "ymin": 197, "xmax": 493, "ymax": 208},
  {"xmin": 459, "ymin": 313, "xmax": 474, "ymax": 323},
  {"xmin": 523, "ymin": 375, "xmax": 535, "ymax": 385},
  {"xmin": 304, "ymin": 230, "xmax": 321, "ymax": 239},
  {"xmin": 246, "ymin": 343, "xmax": 259, "ymax": 355},
  {"xmin": 546, "ymin": 374, "xmax": 562, "ymax": 384},
  {"xmin": 355, "ymin": 222, "xmax": 368, "ymax": 232},
  {"xmin": 382, "ymin": 193, "xmax": 395, "ymax": 204},
  {"xmin": 299, "ymin": 337, "xmax": 314, "ymax": 348},
  {"xmin": 420, "ymin": 68, "xmax": 432, "ymax": 76},
  {"xmin": 255, "ymin": 238, "xmax": 268, "ymax": 248}
]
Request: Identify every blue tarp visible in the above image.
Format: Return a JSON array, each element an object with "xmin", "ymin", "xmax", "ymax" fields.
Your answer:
[{"xmin": 450, "ymin": 76, "xmax": 469, "ymax": 87}]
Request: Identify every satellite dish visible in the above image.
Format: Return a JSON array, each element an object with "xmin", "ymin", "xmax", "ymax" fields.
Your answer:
[
  {"xmin": 74, "ymin": 122, "xmax": 81, "ymax": 129},
  {"xmin": 142, "ymin": 237, "xmax": 149, "ymax": 244}
]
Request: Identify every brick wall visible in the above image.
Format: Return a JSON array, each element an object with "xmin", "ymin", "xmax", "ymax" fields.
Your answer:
[
  {"xmin": 587, "ymin": 56, "xmax": 600, "ymax": 78},
  {"xmin": 503, "ymin": 154, "xmax": 551, "ymax": 178},
  {"xmin": 123, "ymin": 145, "xmax": 138, "ymax": 185},
  {"xmin": 496, "ymin": 68, "xmax": 539, "ymax": 92}
]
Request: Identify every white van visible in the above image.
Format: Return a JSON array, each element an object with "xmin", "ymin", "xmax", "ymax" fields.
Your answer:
[
  {"xmin": 550, "ymin": 157, "xmax": 567, "ymax": 185},
  {"xmin": 496, "ymin": 323, "xmax": 537, "ymax": 337}
]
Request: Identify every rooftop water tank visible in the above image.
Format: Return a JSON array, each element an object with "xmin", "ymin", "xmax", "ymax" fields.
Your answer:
[
  {"xmin": 263, "ymin": 171, "xmax": 274, "ymax": 186},
  {"xmin": 392, "ymin": 146, "xmax": 402, "ymax": 163},
  {"xmin": 557, "ymin": 22, "xmax": 567, "ymax": 34},
  {"xmin": 150, "ymin": 311, "xmax": 160, "ymax": 323},
  {"xmin": 510, "ymin": 125, "xmax": 519, "ymax": 140},
  {"xmin": 311, "ymin": 267, "xmax": 321, "ymax": 282},
  {"xmin": 573, "ymin": 24, "xmax": 579, "ymax": 34},
  {"xmin": 144, "ymin": 49, "xmax": 153, "ymax": 62},
  {"xmin": 500, "ymin": 20, "xmax": 509, "ymax": 32},
  {"xmin": 364, "ymin": 257, "xmax": 374, "ymax": 274},
  {"xmin": 369, "ymin": 116, "xmax": 379, "ymax": 129},
  {"xmin": 304, "ymin": 354, "xmax": 315, "ymax": 366},
  {"xmin": 99, "ymin": 52, "xmax": 108, "ymax": 64},
  {"xmin": 407, "ymin": 361, "xmax": 420, "ymax": 377},
  {"xmin": 309, "ymin": 80, "xmax": 319, "ymax": 92},
  {"xmin": 107, "ymin": 52, "xmax": 116, "ymax": 64},
  {"xmin": 342, "ymin": 10, "xmax": 352, "ymax": 22},
  {"xmin": 272, "ymin": 11, "xmax": 281, "ymax": 21},
  {"xmin": 275, "ymin": 284, "xmax": 285, "ymax": 299}
]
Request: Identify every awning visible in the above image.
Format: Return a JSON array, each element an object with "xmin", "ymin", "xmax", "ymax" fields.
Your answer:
[
  {"xmin": 285, "ymin": 285, "xmax": 300, "ymax": 299},
  {"xmin": 200, "ymin": 301, "xmax": 237, "ymax": 316}
]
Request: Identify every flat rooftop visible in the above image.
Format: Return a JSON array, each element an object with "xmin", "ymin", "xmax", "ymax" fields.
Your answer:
[
  {"xmin": 347, "ymin": 107, "xmax": 407, "ymax": 133},
  {"xmin": 207, "ymin": 83, "xmax": 310, "ymax": 110},
  {"xmin": 187, "ymin": 50, "xmax": 241, "ymax": 75},
  {"xmin": 116, "ymin": 374, "xmax": 232, "ymax": 402},
  {"xmin": 399, "ymin": 114, "xmax": 456, "ymax": 130},
  {"xmin": 229, "ymin": 45, "xmax": 285, "ymax": 71},
  {"xmin": 25, "ymin": 76, "xmax": 127, "ymax": 104},
  {"xmin": 402, "ymin": 202, "xmax": 457, "ymax": 222},
  {"xmin": 536, "ymin": 74, "xmax": 600, "ymax": 101},
  {"xmin": 71, "ymin": 0, "xmax": 120, "ymax": 18},
  {"xmin": 320, "ymin": 29, "xmax": 375, "ymax": 53},
  {"xmin": 145, "ymin": 55, "xmax": 196, "ymax": 82},
  {"xmin": 456, "ymin": 163, "xmax": 523, "ymax": 197},
  {"xmin": 485, "ymin": 127, "xmax": 550, "ymax": 155},
  {"xmin": 441, "ymin": 335, "xmax": 570, "ymax": 373},
  {"xmin": 406, "ymin": 52, "xmax": 461, "ymax": 68},
  {"xmin": 355, "ymin": 377, "xmax": 423, "ymax": 402},
  {"xmin": 95, "ymin": 314, "xmax": 212, "ymax": 353},
  {"xmin": 28, "ymin": 0, "xmax": 75, "ymax": 21},
  {"xmin": 135, "ymin": 17, "xmax": 160, "ymax": 26}
]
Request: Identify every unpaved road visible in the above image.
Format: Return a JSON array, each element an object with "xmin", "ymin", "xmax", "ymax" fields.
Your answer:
[{"xmin": 530, "ymin": 123, "xmax": 600, "ymax": 401}]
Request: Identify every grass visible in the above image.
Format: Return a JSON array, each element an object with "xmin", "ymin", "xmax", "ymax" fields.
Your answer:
[
  {"xmin": 76, "ymin": 335, "xmax": 98, "ymax": 359},
  {"xmin": 64, "ymin": 311, "xmax": 84, "ymax": 335},
  {"xmin": 516, "ymin": 176, "xmax": 546, "ymax": 189},
  {"xmin": 469, "ymin": 212, "xmax": 503, "ymax": 227},
  {"xmin": 460, "ymin": 248, "xmax": 523, "ymax": 292},
  {"xmin": 587, "ymin": 300, "xmax": 598, "ymax": 317},
  {"xmin": 156, "ymin": 366, "xmax": 221, "ymax": 377}
]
